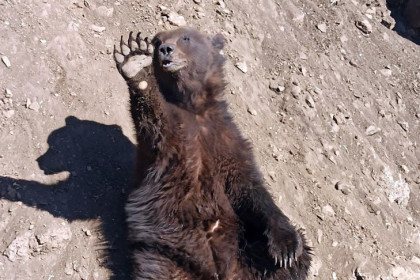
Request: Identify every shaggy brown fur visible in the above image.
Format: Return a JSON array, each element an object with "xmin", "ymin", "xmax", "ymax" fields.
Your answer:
[{"xmin": 114, "ymin": 27, "xmax": 311, "ymax": 280}]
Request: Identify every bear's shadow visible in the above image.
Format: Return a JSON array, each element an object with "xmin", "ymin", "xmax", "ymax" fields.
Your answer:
[{"xmin": 0, "ymin": 116, "xmax": 136, "ymax": 280}]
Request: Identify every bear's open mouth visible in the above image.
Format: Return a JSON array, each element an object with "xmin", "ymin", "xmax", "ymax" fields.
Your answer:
[
  {"xmin": 162, "ymin": 59, "xmax": 173, "ymax": 67},
  {"xmin": 160, "ymin": 59, "xmax": 187, "ymax": 72}
]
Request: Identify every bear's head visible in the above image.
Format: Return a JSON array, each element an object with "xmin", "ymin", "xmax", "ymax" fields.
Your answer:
[{"xmin": 152, "ymin": 27, "xmax": 226, "ymax": 113}]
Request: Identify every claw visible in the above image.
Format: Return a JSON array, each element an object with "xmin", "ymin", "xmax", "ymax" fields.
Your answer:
[
  {"xmin": 279, "ymin": 257, "xmax": 283, "ymax": 268},
  {"xmin": 294, "ymin": 252, "xmax": 297, "ymax": 262},
  {"xmin": 288, "ymin": 257, "xmax": 292, "ymax": 268},
  {"xmin": 283, "ymin": 256, "xmax": 287, "ymax": 268},
  {"xmin": 136, "ymin": 32, "xmax": 142, "ymax": 44},
  {"xmin": 129, "ymin": 31, "xmax": 138, "ymax": 51},
  {"xmin": 274, "ymin": 256, "xmax": 277, "ymax": 265}
]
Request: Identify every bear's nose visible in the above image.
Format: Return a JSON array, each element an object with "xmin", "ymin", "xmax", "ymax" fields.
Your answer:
[{"xmin": 159, "ymin": 44, "xmax": 175, "ymax": 56}]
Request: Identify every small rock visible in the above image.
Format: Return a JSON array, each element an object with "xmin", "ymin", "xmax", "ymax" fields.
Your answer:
[
  {"xmin": 380, "ymin": 68, "xmax": 392, "ymax": 77},
  {"xmin": 305, "ymin": 95, "xmax": 315, "ymax": 108},
  {"xmin": 400, "ymin": 165, "xmax": 409, "ymax": 174},
  {"xmin": 365, "ymin": 125, "xmax": 381, "ymax": 136},
  {"xmin": 317, "ymin": 229, "xmax": 323, "ymax": 243},
  {"xmin": 3, "ymin": 110, "xmax": 15, "ymax": 118},
  {"xmin": 335, "ymin": 181, "xmax": 354, "ymax": 195},
  {"xmin": 5, "ymin": 88, "xmax": 13, "ymax": 98},
  {"xmin": 1, "ymin": 56, "xmax": 11, "ymax": 67},
  {"xmin": 355, "ymin": 19, "xmax": 373, "ymax": 34},
  {"xmin": 316, "ymin": 23, "xmax": 327, "ymax": 33},
  {"xmin": 235, "ymin": 62, "xmax": 248, "ymax": 73},
  {"xmin": 340, "ymin": 34, "xmax": 348, "ymax": 43},
  {"xmin": 95, "ymin": 6, "xmax": 114, "ymax": 17},
  {"xmin": 29, "ymin": 101, "xmax": 40, "ymax": 112},
  {"xmin": 381, "ymin": 18, "xmax": 395, "ymax": 29},
  {"xmin": 64, "ymin": 262, "xmax": 74, "ymax": 275},
  {"xmin": 193, "ymin": 0, "xmax": 201, "ymax": 3},
  {"xmin": 247, "ymin": 107, "xmax": 257, "ymax": 116},
  {"xmin": 217, "ymin": 0, "xmax": 226, "ymax": 9},
  {"xmin": 90, "ymin": 25, "xmax": 106, "ymax": 33},
  {"xmin": 291, "ymin": 85, "xmax": 301, "ymax": 98},
  {"xmin": 269, "ymin": 80, "xmax": 285, "ymax": 93},
  {"xmin": 397, "ymin": 120, "xmax": 409, "ymax": 132},
  {"xmin": 167, "ymin": 11, "xmax": 187, "ymax": 26},
  {"xmin": 268, "ymin": 171, "xmax": 277, "ymax": 181},
  {"xmin": 83, "ymin": 229, "xmax": 92, "ymax": 236},
  {"xmin": 322, "ymin": 205, "xmax": 335, "ymax": 217}
]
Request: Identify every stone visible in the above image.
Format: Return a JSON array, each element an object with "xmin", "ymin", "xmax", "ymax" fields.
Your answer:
[
  {"xmin": 235, "ymin": 62, "xmax": 248, "ymax": 73},
  {"xmin": 365, "ymin": 125, "xmax": 381, "ymax": 136},
  {"xmin": 316, "ymin": 23, "xmax": 327, "ymax": 33},
  {"xmin": 397, "ymin": 120, "xmax": 409, "ymax": 132},
  {"xmin": 247, "ymin": 107, "xmax": 257, "ymax": 116},
  {"xmin": 29, "ymin": 101, "xmax": 40, "ymax": 112},
  {"xmin": 90, "ymin": 25, "xmax": 106, "ymax": 33},
  {"xmin": 335, "ymin": 181, "xmax": 354, "ymax": 195},
  {"xmin": 380, "ymin": 68, "xmax": 392, "ymax": 77},
  {"xmin": 167, "ymin": 11, "xmax": 187, "ymax": 27},
  {"xmin": 305, "ymin": 95, "xmax": 315, "ymax": 108},
  {"xmin": 95, "ymin": 6, "xmax": 114, "ymax": 17},
  {"xmin": 355, "ymin": 19, "xmax": 372, "ymax": 34},
  {"xmin": 1, "ymin": 56, "xmax": 11, "ymax": 67},
  {"xmin": 322, "ymin": 205, "xmax": 335, "ymax": 217},
  {"xmin": 291, "ymin": 85, "xmax": 301, "ymax": 98},
  {"xmin": 5, "ymin": 88, "xmax": 13, "ymax": 98}
]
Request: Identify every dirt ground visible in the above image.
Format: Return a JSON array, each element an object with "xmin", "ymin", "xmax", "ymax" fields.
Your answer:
[{"xmin": 0, "ymin": 0, "xmax": 419, "ymax": 279}]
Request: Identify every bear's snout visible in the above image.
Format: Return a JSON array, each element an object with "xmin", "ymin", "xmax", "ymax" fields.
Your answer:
[{"xmin": 159, "ymin": 43, "xmax": 175, "ymax": 57}]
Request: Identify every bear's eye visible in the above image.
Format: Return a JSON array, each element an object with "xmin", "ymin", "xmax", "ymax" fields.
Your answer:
[{"xmin": 182, "ymin": 36, "xmax": 190, "ymax": 43}]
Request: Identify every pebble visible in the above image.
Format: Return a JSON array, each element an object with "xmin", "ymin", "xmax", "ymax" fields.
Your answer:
[
  {"xmin": 316, "ymin": 23, "xmax": 327, "ymax": 33},
  {"xmin": 95, "ymin": 6, "xmax": 114, "ymax": 17},
  {"xmin": 291, "ymin": 85, "xmax": 301, "ymax": 98},
  {"xmin": 335, "ymin": 181, "xmax": 354, "ymax": 195},
  {"xmin": 90, "ymin": 25, "xmax": 106, "ymax": 33},
  {"xmin": 365, "ymin": 125, "xmax": 381, "ymax": 136},
  {"xmin": 340, "ymin": 34, "xmax": 348, "ymax": 43},
  {"xmin": 2, "ymin": 56, "xmax": 11, "ymax": 67},
  {"xmin": 317, "ymin": 229, "xmax": 323, "ymax": 243},
  {"xmin": 167, "ymin": 11, "xmax": 187, "ymax": 26},
  {"xmin": 247, "ymin": 107, "xmax": 257, "ymax": 116},
  {"xmin": 64, "ymin": 262, "xmax": 74, "ymax": 275},
  {"xmin": 29, "ymin": 101, "xmax": 40, "ymax": 112},
  {"xmin": 3, "ymin": 110, "xmax": 15, "ymax": 118},
  {"xmin": 5, "ymin": 88, "xmax": 13, "ymax": 98},
  {"xmin": 217, "ymin": 0, "xmax": 226, "ymax": 9},
  {"xmin": 355, "ymin": 19, "xmax": 372, "ymax": 34},
  {"xmin": 193, "ymin": 0, "xmax": 201, "ymax": 3},
  {"xmin": 397, "ymin": 120, "xmax": 409, "ymax": 132},
  {"xmin": 235, "ymin": 62, "xmax": 248, "ymax": 73},
  {"xmin": 305, "ymin": 95, "xmax": 315, "ymax": 108},
  {"xmin": 322, "ymin": 205, "xmax": 335, "ymax": 217},
  {"xmin": 380, "ymin": 68, "xmax": 392, "ymax": 77},
  {"xmin": 269, "ymin": 80, "xmax": 285, "ymax": 93}
]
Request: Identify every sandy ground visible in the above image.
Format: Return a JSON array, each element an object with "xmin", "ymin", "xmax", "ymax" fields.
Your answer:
[{"xmin": 0, "ymin": 0, "xmax": 419, "ymax": 279}]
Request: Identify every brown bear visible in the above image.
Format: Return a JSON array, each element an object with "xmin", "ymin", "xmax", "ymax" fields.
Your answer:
[{"xmin": 114, "ymin": 27, "xmax": 311, "ymax": 279}]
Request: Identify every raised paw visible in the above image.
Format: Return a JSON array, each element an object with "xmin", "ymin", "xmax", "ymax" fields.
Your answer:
[
  {"xmin": 114, "ymin": 31, "xmax": 154, "ymax": 81},
  {"xmin": 265, "ymin": 225, "xmax": 304, "ymax": 269}
]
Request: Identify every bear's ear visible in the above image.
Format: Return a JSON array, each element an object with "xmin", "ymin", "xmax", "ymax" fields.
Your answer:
[
  {"xmin": 212, "ymin": 34, "xmax": 225, "ymax": 51},
  {"xmin": 65, "ymin": 116, "xmax": 80, "ymax": 125}
]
